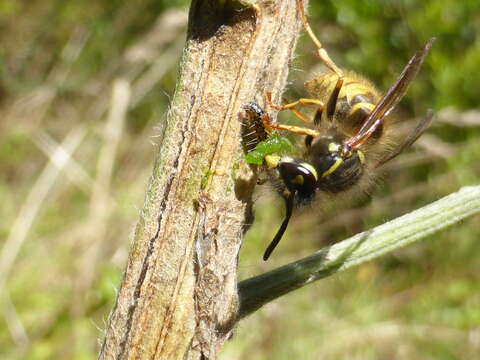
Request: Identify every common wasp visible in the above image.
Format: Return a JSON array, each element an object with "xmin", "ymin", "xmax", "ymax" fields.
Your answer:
[{"xmin": 244, "ymin": 0, "xmax": 435, "ymax": 261}]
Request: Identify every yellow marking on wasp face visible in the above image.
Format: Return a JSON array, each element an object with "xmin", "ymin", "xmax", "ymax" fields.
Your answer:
[
  {"xmin": 358, "ymin": 150, "xmax": 366, "ymax": 164},
  {"xmin": 265, "ymin": 154, "xmax": 280, "ymax": 168},
  {"xmin": 328, "ymin": 142, "xmax": 340, "ymax": 153},
  {"xmin": 293, "ymin": 175, "xmax": 304, "ymax": 185},
  {"xmin": 300, "ymin": 162, "xmax": 318, "ymax": 181},
  {"xmin": 321, "ymin": 158, "xmax": 343, "ymax": 178}
]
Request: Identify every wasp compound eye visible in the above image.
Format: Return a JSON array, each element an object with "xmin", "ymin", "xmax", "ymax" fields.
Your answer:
[{"xmin": 278, "ymin": 160, "xmax": 318, "ymax": 203}]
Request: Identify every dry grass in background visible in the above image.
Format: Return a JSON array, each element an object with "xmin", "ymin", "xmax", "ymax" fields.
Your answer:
[{"xmin": 1, "ymin": 1, "xmax": 479, "ymax": 359}]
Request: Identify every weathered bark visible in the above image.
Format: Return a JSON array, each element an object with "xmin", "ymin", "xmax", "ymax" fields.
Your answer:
[{"xmin": 99, "ymin": 0, "xmax": 303, "ymax": 358}]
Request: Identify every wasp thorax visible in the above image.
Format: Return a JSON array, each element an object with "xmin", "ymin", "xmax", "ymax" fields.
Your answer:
[{"xmin": 307, "ymin": 136, "xmax": 365, "ymax": 193}]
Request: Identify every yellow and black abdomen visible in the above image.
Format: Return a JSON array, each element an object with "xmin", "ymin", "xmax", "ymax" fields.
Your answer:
[{"xmin": 304, "ymin": 70, "xmax": 381, "ymax": 137}]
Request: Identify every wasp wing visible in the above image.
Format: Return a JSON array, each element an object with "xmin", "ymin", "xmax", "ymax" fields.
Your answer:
[
  {"xmin": 345, "ymin": 37, "xmax": 435, "ymax": 150},
  {"xmin": 376, "ymin": 109, "xmax": 434, "ymax": 167}
]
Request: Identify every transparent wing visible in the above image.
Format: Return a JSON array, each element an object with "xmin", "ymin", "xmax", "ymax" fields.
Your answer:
[
  {"xmin": 344, "ymin": 37, "xmax": 435, "ymax": 150},
  {"xmin": 376, "ymin": 109, "xmax": 434, "ymax": 167}
]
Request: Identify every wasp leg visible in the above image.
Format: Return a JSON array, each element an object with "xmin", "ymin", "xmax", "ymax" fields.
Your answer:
[
  {"xmin": 268, "ymin": 96, "xmax": 324, "ymax": 111},
  {"xmin": 267, "ymin": 92, "xmax": 324, "ymax": 112},
  {"xmin": 313, "ymin": 107, "xmax": 323, "ymax": 126},
  {"xmin": 259, "ymin": 107, "xmax": 320, "ymax": 136},
  {"xmin": 266, "ymin": 92, "xmax": 324, "ymax": 124},
  {"xmin": 290, "ymin": 107, "xmax": 313, "ymax": 124},
  {"xmin": 296, "ymin": 0, "xmax": 343, "ymax": 77},
  {"xmin": 326, "ymin": 77, "xmax": 344, "ymax": 122},
  {"xmin": 244, "ymin": 103, "xmax": 318, "ymax": 136},
  {"xmin": 263, "ymin": 93, "xmax": 321, "ymax": 136},
  {"xmin": 264, "ymin": 122, "xmax": 320, "ymax": 137},
  {"xmin": 305, "ymin": 135, "xmax": 314, "ymax": 148}
]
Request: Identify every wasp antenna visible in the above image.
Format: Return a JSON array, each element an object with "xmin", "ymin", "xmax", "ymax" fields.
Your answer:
[{"xmin": 263, "ymin": 191, "xmax": 295, "ymax": 260}]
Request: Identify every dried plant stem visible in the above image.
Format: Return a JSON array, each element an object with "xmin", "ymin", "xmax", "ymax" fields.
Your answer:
[
  {"xmin": 238, "ymin": 185, "xmax": 480, "ymax": 319},
  {"xmin": 99, "ymin": 1, "xmax": 304, "ymax": 359}
]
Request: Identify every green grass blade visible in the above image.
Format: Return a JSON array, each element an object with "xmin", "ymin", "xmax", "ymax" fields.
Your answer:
[{"xmin": 238, "ymin": 185, "xmax": 480, "ymax": 319}]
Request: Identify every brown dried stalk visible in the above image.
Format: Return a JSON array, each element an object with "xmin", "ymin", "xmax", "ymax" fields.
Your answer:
[{"xmin": 98, "ymin": 0, "xmax": 304, "ymax": 358}]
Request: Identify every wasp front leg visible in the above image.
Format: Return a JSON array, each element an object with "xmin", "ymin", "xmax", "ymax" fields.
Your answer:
[
  {"xmin": 266, "ymin": 91, "xmax": 324, "ymax": 124},
  {"xmin": 263, "ymin": 119, "xmax": 321, "ymax": 137},
  {"xmin": 265, "ymin": 93, "xmax": 323, "ymax": 139},
  {"xmin": 260, "ymin": 103, "xmax": 321, "ymax": 137},
  {"xmin": 266, "ymin": 123, "xmax": 320, "ymax": 137}
]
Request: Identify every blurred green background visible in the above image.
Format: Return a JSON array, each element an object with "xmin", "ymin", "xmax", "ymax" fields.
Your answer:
[{"xmin": 1, "ymin": 0, "xmax": 479, "ymax": 359}]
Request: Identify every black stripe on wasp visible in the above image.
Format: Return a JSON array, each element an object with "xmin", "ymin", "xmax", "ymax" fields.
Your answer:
[{"xmin": 243, "ymin": 0, "xmax": 435, "ymax": 261}]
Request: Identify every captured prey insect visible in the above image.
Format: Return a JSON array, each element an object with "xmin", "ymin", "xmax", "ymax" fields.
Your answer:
[
  {"xmin": 244, "ymin": 0, "xmax": 435, "ymax": 261},
  {"xmin": 243, "ymin": 103, "xmax": 294, "ymax": 165}
]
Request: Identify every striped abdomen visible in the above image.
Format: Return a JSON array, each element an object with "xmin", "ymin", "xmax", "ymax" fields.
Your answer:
[{"xmin": 305, "ymin": 71, "xmax": 381, "ymax": 137}]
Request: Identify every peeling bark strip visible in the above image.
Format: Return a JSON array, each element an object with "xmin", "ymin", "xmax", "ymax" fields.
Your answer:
[{"xmin": 99, "ymin": 1, "xmax": 304, "ymax": 359}]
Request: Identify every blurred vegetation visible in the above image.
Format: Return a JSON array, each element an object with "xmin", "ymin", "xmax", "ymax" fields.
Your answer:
[{"xmin": 0, "ymin": 0, "xmax": 479, "ymax": 359}]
